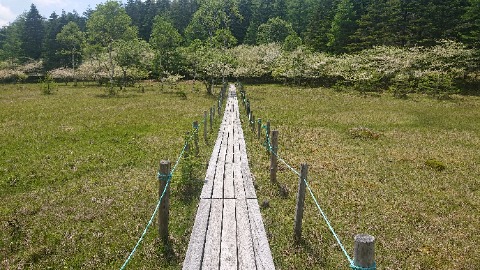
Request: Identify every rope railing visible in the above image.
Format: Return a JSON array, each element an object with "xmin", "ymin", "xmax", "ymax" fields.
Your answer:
[
  {"xmin": 119, "ymin": 129, "xmax": 194, "ymax": 270},
  {"xmin": 239, "ymin": 82, "xmax": 376, "ymax": 270},
  {"xmin": 119, "ymin": 85, "xmax": 227, "ymax": 269}
]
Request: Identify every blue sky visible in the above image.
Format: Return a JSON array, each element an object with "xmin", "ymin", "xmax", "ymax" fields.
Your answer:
[{"xmin": 0, "ymin": 1, "xmax": 127, "ymax": 27}]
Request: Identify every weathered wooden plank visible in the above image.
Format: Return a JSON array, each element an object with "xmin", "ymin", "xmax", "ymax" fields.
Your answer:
[
  {"xmin": 201, "ymin": 124, "xmax": 227, "ymax": 199},
  {"xmin": 233, "ymin": 125, "xmax": 246, "ymax": 200},
  {"xmin": 200, "ymin": 128, "xmax": 224, "ymax": 199},
  {"xmin": 202, "ymin": 199, "xmax": 223, "ymax": 269},
  {"xmin": 247, "ymin": 199, "xmax": 275, "ymax": 270},
  {"xmin": 224, "ymin": 130, "xmax": 235, "ymax": 198},
  {"xmin": 236, "ymin": 199, "xmax": 256, "ymax": 270},
  {"xmin": 212, "ymin": 128, "xmax": 228, "ymax": 199},
  {"xmin": 239, "ymin": 143, "xmax": 257, "ymax": 199},
  {"xmin": 182, "ymin": 199, "xmax": 212, "ymax": 270},
  {"xmin": 220, "ymin": 199, "xmax": 237, "ymax": 269}
]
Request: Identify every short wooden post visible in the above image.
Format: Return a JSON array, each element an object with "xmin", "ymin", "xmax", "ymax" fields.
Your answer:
[
  {"xmin": 193, "ymin": 121, "xmax": 199, "ymax": 155},
  {"xmin": 209, "ymin": 107, "xmax": 213, "ymax": 132},
  {"xmin": 158, "ymin": 160, "xmax": 171, "ymax": 243},
  {"xmin": 203, "ymin": 111, "xmax": 207, "ymax": 142},
  {"xmin": 266, "ymin": 121, "xmax": 271, "ymax": 154},
  {"xmin": 270, "ymin": 130, "xmax": 278, "ymax": 183},
  {"xmin": 294, "ymin": 164, "xmax": 308, "ymax": 242},
  {"xmin": 353, "ymin": 234, "xmax": 376, "ymax": 269},
  {"xmin": 212, "ymin": 105, "xmax": 215, "ymax": 119},
  {"xmin": 251, "ymin": 113, "xmax": 255, "ymax": 132},
  {"xmin": 218, "ymin": 99, "xmax": 221, "ymax": 115},
  {"xmin": 257, "ymin": 118, "xmax": 262, "ymax": 139}
]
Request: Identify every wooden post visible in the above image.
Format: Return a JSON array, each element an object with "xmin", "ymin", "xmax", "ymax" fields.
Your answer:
[
  {"xmin": 209, "ymin": 107, "xmax": 213, "ymax": 132},
  {"xmin": 213, "ymin": 105, "xmax": 215, "ymax": 119},
  {"xmin": 158, "ymin": 160, "xmax": 171, "ymax": 243},
  {"xmin": 266, "ymin": 121, "xmax": 271, "ymax": 155},
  {"xmin": 204, "ymin": 111, "xmax": 207, "ymax": 143},
  {"xmin": 257, "ymin": 118, "xmax": 262, "ymax": 139},
  {"xmin": 251, "ymin": 113, "xmax": 255, "ymax": 132},
  {"xmin": 354, "ymin": 234, "xmax": 376, "ymax": 269},
  {"xmin": 218, "ymin": 99, "xmax": 221, "ymax": 115},
  {"xmin": 193, "ymin": 121, "xmax": 199, "ymax": 155},
  {"xmin": 294, "ymin": 164, "xmax": 308, "ymax": 242},
  {"xmin": 270, "ymin": 130, "xmax": 278, "ymax": 183}
]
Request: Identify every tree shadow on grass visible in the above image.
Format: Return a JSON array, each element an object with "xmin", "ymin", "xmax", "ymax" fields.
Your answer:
[
  {"xmin": 176, "ymin": 178, "xmax": 203, "ymax": 204},
  {"xmin": 293, "ymin": 237, "xmax": 327, "ymax": 268},
  {"xmin": 155, "ymin": 237, "xmax": 179, "ymax": 266}
]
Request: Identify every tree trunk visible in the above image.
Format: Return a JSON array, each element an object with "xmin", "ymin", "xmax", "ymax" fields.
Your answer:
[
  {"xmin": 108, "ymin": 42, "xmax": 115, "ymax": 95},
  {"xmin": 72, "ymin": 49, "xmax": 77, "ymax": 87}
]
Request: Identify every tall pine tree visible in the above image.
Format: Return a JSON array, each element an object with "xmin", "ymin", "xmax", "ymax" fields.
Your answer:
[
  {"xmin": 22, "ymin": 4, "xmax": 45, "ymax": 60},
  {"xmin": 304, "ymin": 0, "xmax": 337, "ymax": 52},
  {"xmin": 327, "ymin": 0, "xmax": 357, "ymax": 53}
]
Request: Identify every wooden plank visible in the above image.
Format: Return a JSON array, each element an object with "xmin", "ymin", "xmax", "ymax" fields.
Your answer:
[
  {"xmin": 234, "ymin": 125, "xmax": 246, "ymax": 200},
  {"xmin": 240, "ymin": 150, "xmax": 257, "ymax": 199},
  {"xmin": 201, "ymin": 125, "xmax": 225, "ymax": 199},
  {"xmin": 182, "ymin": 199, "xmax": 212, "ymax": 270},
  {"xmin": 202, "ymin": 199, "xmax": 223, "ymax": 269},
  {"xmin": 247, "ymin": 199, "xmax": 275, "ymax": 270},
  {"xmin": 220, "ymin": 199, "xmax": 237, "ymax": 269},
  {"xmin": 224, "ymin": 130, "xmax": 235, "ymax": 198},
  {"xmin": 236, "ymin": 199, "xmax": 256, "ymax": 270},
  {"xmin": 212, "ymin": 130, "xmax": 227, "ymax": 199}
]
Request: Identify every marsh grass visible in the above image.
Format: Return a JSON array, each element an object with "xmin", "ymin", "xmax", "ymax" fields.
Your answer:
[
  {"xmin": 0, "ymin": 82, "xmax": 221, "ymax": 269},
  {"xmin": 239, "ymin": 85, "xmax": 480, "ymax": 269}
]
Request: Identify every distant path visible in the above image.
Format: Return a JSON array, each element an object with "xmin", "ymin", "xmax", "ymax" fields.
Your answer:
[{"xmin": 182, "ymin": 84, "xmax": 275, "ymax": 269}]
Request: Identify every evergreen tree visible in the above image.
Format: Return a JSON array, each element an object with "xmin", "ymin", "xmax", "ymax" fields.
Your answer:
[
  {"xmin": 170, "ymin": 0, "xmax": 198, "ymax": 34},
  {"xmin": 22, "ymin": 4, "xmax": 45, "ymax": 60},
  {"xmin": 42, "ymin": 13, "xmax": 66, "ymax": 70},
  {"xmin": 286, "ymin": 0, "xmax": 309, "ymax": 36},
  {"xmin": 244, "ymin": 0, "xmax": 275, "ymax": 44},
  {"xmin": 327, "ymin": 0, "xmax": 357, "ymax": 53},
  {"xmin": 273, "ymin": 0, "xmax": 288, "ymax": 20},
  {"xmin": 304, "ymin": 0, "xmax": 337, "ymax": 52},
  {"xmin": 230, "ymin": 0, "xmax": 252, "ymax": 43},
  {"xmin": 0, "ymin": 16, "xmax": 26, "ymax": 61},
  {"xmin": 352, "ymin": 0, "xmax": 403, "ymax": 50},
  {"xmin": 463, "ymin": 0, "xmax": 480, "ymax": 47},
  {"xmin": 429, "ymin": 0, "xmax": 469, "ymax": 41}
]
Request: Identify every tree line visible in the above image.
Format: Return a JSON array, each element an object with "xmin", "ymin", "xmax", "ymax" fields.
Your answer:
[{"xmin": 0, "ymin": 0, "xmax": 479, "ymax": 96}]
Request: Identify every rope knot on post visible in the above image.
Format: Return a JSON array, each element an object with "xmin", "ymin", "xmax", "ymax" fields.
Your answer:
[
  {"xmin": 157, "ymin": 172, "xmax": 172, "ymax": 181},
  {"xmin": 350, "ymin": 262, "xmax": 377, "ymax": 270}
]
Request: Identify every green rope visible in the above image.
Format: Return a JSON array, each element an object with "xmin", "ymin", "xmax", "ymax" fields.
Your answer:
[{"xmin": 119, "ymin": 126, "xmax": 196, "ymax": 270}]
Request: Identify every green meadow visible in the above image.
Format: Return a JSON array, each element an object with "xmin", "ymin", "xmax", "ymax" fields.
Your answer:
[
  {"xmin": 1, "ymin": 82, "xmax": 479, "ymax": 269},
  {"xmin": 0, "ymin": 83, "xmax": 219, "ymax": 269},
  {"xmin": 239, "ymin": 85, "xmax": 480, "ymax": 269}
]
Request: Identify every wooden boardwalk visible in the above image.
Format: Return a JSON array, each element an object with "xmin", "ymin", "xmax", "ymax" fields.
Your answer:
[{"xmin": 182, "ymin": 85, "xmax": 275, "ymax": 270}]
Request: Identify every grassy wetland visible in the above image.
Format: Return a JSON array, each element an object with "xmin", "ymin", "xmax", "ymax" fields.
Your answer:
[
  {"xmin": 0, "ymin": 82, "xmax": 220, "ymax": 269},
  {"xmin": 1, "ymin": 82, "xmax": 479, "ymax": 269},
  {"xmin": 239, "ymin": 85, "xmax": 479, "ymax": 269}
]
